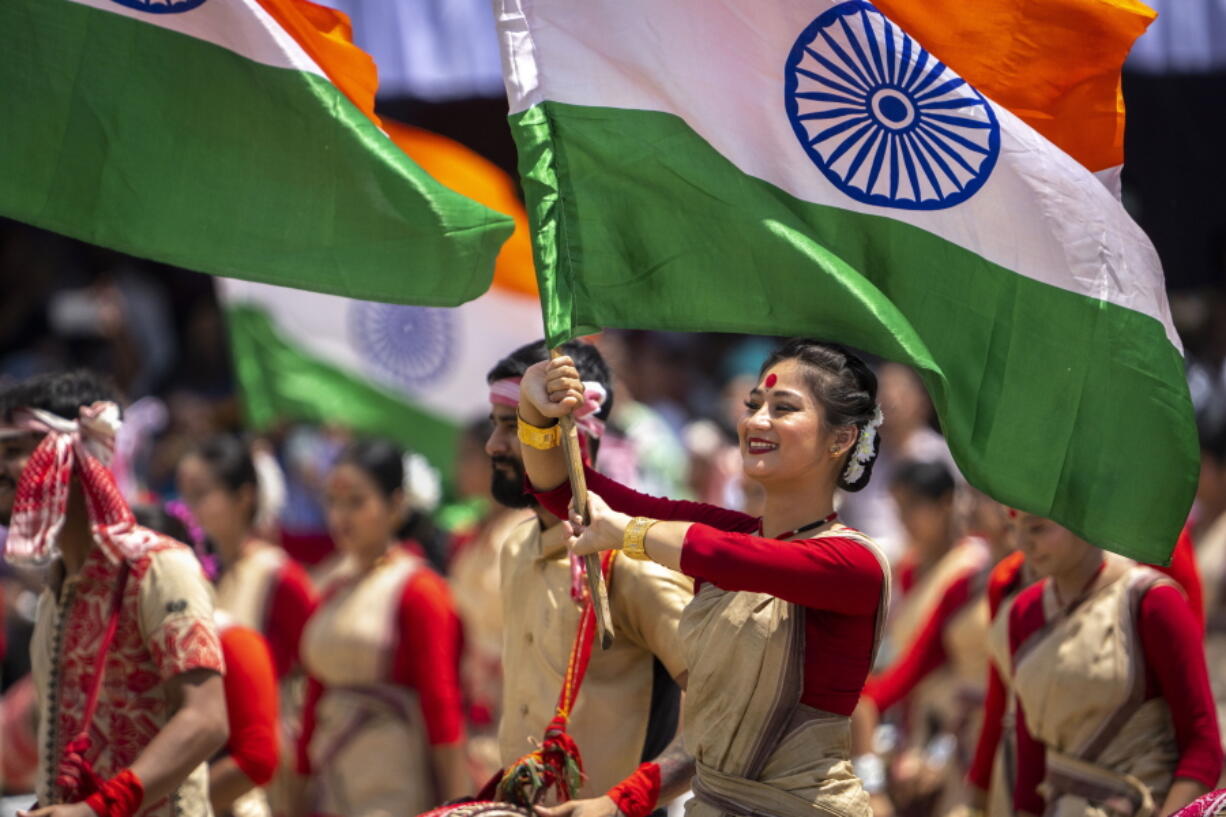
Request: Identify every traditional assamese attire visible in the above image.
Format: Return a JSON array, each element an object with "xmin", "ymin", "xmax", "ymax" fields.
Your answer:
[
  {"xmin": 1008, "ymin": 560, "xmax": 1222, "ymax": 817},
  {"xmin": 216, "ymin": 615, "xmax": 280, "ymax": 817},
  {"xmin": 297, "ymin": 546, "xmax": 463, "ymax": 817},
  {"xmin": 968, "ymin": 550, "xmax": 1029, "ymax": 817},
  {"xmin": 535, "ymin": 468, "xmax": 891, "ymax": 817},
  {"xmin": 864, "ymin": 537, "xmax": 993, "ymax": 738},
  {"xmin": 1192, "ymin": 511, "xmax": 1226, "ymax": 760},
  {"xmin": 7, "ymin": 403, "xmax": 225, "ymax": 817},
  {"xmin": 215, "ymin": 541, "xmax": 316, "ymax": 681},
  {"xmin": 496, "ymin": 513, "xmax": 691, "ymax": 799}
]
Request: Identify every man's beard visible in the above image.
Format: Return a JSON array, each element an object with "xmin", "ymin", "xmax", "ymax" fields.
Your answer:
[{"xmin": 489, "ymin": 456, "xmax": 536, "ymax": 509}]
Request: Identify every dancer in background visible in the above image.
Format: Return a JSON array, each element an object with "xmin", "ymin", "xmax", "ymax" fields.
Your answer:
[
  {"xmin": 853, "ymin": 488, "xmax": 1012, "ymax": 816},
  {"xmin": 1007, "ymin": 513, "xmax": 1221, "ymax": 817},
  {"xmin": 176, "ymin": 435, "xmax": 317, "ymax": 681},
  {"xmin": 134, "ymin": 504, "xmax": 280, "ymax": 817},
  {"xmin": 297, "ymin": 439, "xmax": 467, "ymax": 817},
  {"xmin": 1192, "ymin": 400, "xmax": 1226, "ymax": 760}
]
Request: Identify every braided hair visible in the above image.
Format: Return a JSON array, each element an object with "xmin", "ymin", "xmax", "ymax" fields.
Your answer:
[{"xmin": 759, "ymin": 339, "xmax": 881, "ymax": 492}]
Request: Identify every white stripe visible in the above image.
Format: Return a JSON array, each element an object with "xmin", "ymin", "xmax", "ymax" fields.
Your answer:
[
  {"xmin": 496, "ymin": 0, "xmax": 1179, "ymax": 349},
  {"xmin": 217, "ymin": 278, "xmax": 545, "ymax": 424},
  {"xmin": 68, "ymin": 0, "xmax": 326, "ymax": 77}
]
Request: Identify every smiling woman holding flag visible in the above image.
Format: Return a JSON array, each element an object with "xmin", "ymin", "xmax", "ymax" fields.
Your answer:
[{"xmin": 514, "ymin": 339, "xmax": 892, "ymax": 817}]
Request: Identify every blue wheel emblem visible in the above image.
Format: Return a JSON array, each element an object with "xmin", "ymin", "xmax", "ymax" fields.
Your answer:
[
  {"xmin": 350, "ymin": 302, "xmax": 457, "ymax": 389},
  {"xmin": 110, "ymin": 0, "xmax": 208, "ymax": 12},
  {"xmin": 784, "ymin": 2, "xmax": 1000, "ymax": 210}
]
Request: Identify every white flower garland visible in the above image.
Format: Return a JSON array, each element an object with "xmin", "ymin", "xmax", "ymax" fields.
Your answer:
[{"xmin": 842, "ymin": 406, "xmax": 884, "ymax": 485}]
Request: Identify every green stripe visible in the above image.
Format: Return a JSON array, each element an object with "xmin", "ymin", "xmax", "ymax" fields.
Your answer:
[
  {"xmin": 225, "ymin": 304, "xmax": 459, "ymax": 484},
  {"xmin": 512, "ymin": 100, "xmax": 1196, "ymax": 564},
  {"xmin": 0, "ymin": 0, "xmax": 512, "ymax": 306}
]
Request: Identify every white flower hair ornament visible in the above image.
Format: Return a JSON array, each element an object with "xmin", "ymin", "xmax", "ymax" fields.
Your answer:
[
  {"xmin": 842, "ymin": 406, "xmax": 884, "ymax": 485},
  {"xmin": 402, "ymin": 452, "xmax": 442, "ymax": 513}
]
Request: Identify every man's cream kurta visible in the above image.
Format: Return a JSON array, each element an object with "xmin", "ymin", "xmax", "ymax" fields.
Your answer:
[{"xmin": 498, "ymin": 518, "xmax": 692, "ymax": 798}]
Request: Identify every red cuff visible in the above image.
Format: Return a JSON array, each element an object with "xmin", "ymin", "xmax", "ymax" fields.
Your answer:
[
  {"xmin": 84, "ymin": 769, "xmax": 144, "ymax": 817},
  {"xmin": 607, "ymin": 762, "xmax": 661, "ymax": 817}
]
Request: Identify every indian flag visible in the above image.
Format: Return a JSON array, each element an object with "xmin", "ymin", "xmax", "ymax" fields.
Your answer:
[
  {"xmin": 496, "ymin": 0, "xmax": 1195, "ymax": 563},
  {"xmin": 0, "ymin": 0, "xmax": 512, "ymax": 305},
  {"xmin": 221, "ymin": 121, "xmax": 544, "ymax": 483}
]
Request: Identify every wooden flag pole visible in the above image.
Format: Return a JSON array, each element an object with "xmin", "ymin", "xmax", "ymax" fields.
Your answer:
[{"xmin": 551, "ymin": 349, "xmax": 615, "ymax": 649}]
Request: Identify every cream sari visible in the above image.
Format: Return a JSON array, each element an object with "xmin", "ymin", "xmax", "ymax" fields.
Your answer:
[
  {"xmin": 1013, "ymin": 563, "xmax": 1179, "ymax": 817},
  {"xmin": 300, "ymin": 550, "xmax": 435, "ymax": 817},
  {"xmin": 679, "ymin": 526, "xmax": 891, "ymax": 817}
]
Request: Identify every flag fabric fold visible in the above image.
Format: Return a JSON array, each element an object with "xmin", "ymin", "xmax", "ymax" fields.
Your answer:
[
  {"xmin": 494, "ymin": 0, "xmax": 1195, "ymax": 563},
  {"xmin": 218, "ymin": 119, "xmax": 542, "ymax": 481},
  {"xmin": 0, "ymin": 0, "xmax": 513, "ymax": 306}
]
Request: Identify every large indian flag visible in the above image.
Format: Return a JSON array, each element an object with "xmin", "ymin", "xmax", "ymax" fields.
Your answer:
[
  {"xmin": 496, "ymin": 0, "xmax": 1195, "ymax": 562},
  {"xmin": 221, "ymin": 121, "xmax": 544, "ymax": 482},
  {"xmin": 0, "ymin": 0, "xmax": 512, "ymax": 305}
]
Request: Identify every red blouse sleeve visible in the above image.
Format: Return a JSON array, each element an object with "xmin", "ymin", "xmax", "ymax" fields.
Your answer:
[
  {"xmin": 967, "ymin": 662, "xmax": 1007, "ymax": 792},
  {"xmin": 1138, "ymin": 584, "xmax": 1223, "ymax": 787},
  {"xmin": 219, "ymin": 626, "xmax": 280, "ymax": 786},
  {"xmin": 1148, "ymin": 524, "xmax": 1204, "ymax": 635},
  {"xmin": 679, "ymin": 525, "xmax": 883, "ymax": 615},
  {"xmin": 1013, "ymin": 695, "xmax": 1048, "ymax": 815},
  {"xmin": 392, "ymin": 569, "xmax": 465, "ymax": 746},
  {"xmin": 1008, "ymin": 583, "xmax": 1048, "ymax": 815},
  {"xmin": 532, "ymin": 466, "xmax": 759, "ymax": 534},
  {"xmin": 265, "ymin": 561, "xmax": 318, "ymax": 680},
  {"xmin": 297, "ymin": 676, "xmax": 324, "ymax": 775},
  {"xmin": 987, "ymin": 551, "xmax": 1026, "ymax": 619},
  {"xmin": 863, "ymin": 573, "xmax": 973, "ymax": 712}
]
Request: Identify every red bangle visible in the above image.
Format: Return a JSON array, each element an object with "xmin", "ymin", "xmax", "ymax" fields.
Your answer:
[
  {"xmin": 84, "ymin": 769, "xmax": 144, "ymax": 817},
  {"xmin": 607, "ymin": 762, "xmax": 661, "ymax": 817}
]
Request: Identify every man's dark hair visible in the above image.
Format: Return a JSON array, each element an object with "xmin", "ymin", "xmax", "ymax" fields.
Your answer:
[
  {"xmin": 0, "ymin": 370, "xmax": 121, "ymax": 422},
  {"xmin": 486, "ymin": 339, "xmax": 615, "ymax": 424}
]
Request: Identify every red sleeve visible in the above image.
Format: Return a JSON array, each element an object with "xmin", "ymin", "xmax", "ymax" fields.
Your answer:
[
  {"xmin": 1008, "ymin": 584, "xmax": 1048, "ymax": 815},
  {"xmin": 1148, "ymin": 524, "xmax": 1204, "ymax": 635},
  {"xmin": 392, "ymin": 569, "xmax": 465, "ymax": 746},
  {"xmin": 1013, "ymin": 695, "xmax": 1048, "ymax": 815},
  {"xmin": 297, "ymin": 676, "xmax": 324, "ymax": 775},
  {"xmin": 680, "ymin": 525, "xmax": 883, "ymax": 615},
  {"xmin": 532, "ymin": 466, "xmax": 759, "ymax": 534},
  {"xmin": 863, "ymin": 573, "xmax": 973, "ymax": 712},
  {"xmin": 967, "ymin": 662, "xmax": 1007, "ymax": 791},
  {"xmin": 265, "ymin": 561, "xmax": 318, "ymax": 680},
  {"xmin": 1138, "ymin": 584, "xmax": 1223, "ymax": 787},
  {"xmin": 988, "ymin": 551, "xmax": 1026, "ymax": 619},
  {"xmin": 219, "ymin": 627, "xmax": 280, "ymax": 786}
]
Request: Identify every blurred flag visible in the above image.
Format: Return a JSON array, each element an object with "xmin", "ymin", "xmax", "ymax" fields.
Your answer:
[
  {"xmin": 495, "ymin": 0, "xmax": 1196, "ymax": 563},
  {"xmin": 220, "ymin": 120, "xmax": 541, "ymax": 481},
  {"xmin": 0, "ymin": 0, "xmax": 511, "ymax": 305}
]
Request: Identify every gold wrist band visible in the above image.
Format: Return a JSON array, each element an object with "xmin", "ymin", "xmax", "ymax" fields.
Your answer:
[
  {"xmin": 622, "ymin": 517, "xmax": 659, "ymax": 561},
  {"xmin": 517, "ymin": 414, "xmax": 562, "ymax": 450}
]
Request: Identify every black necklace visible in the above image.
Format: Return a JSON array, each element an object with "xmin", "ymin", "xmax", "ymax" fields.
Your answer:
[{"xmin": 761, "ymin": 511, "xmax": 839, "ymax": 540}]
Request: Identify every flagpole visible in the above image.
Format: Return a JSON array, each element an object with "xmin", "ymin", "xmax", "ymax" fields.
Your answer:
[{"xmin": 550, "ymin": 349, "xmax": 615, "ymax": 649}]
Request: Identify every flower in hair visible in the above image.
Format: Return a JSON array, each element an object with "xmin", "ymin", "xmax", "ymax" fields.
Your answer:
[{"xmin": 842, "ymin": 406, "xmax": 884, "ymax": 485}]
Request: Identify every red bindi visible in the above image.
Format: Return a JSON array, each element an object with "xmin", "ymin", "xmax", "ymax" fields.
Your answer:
[{"xmin": 764, "ymin": 373, "xmax": 777, "ymax": 389}]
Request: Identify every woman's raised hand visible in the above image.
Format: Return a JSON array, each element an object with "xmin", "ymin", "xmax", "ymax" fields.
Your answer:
[{"xmin": 519, "ymin": 357, "xmax": 585, "ymax": 420}]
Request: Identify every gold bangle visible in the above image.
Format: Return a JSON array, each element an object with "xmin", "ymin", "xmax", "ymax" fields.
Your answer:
[
  {"xmin": 622, "ymin": 517, "xmax": 659, "ymax": 561},
  {"xmin": 517, "ymin": 414, "xmax": 562, "ymax": 450}
]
